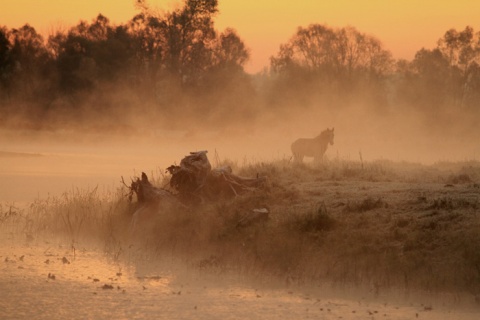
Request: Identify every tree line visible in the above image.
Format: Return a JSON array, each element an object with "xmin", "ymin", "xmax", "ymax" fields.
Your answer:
[{"xmin": 0, "ymin": 0, "xmax": 479, "ymax": 131}]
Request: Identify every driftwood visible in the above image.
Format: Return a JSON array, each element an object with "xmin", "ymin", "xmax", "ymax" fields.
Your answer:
[
  {"xmin": 166, "ymin": 151, "xmax": 211, "ymax": 201},
  {"xmin": 166, "ymin": 151, "xmax": 266, "ymax": 203},
  {"xmin": 123, "ymin": 172, "xmax": 180, "ymax": 233},
  {"xmin": 124, "ymin": 151, "xmax": 266, "ymax": 206},
  {"xmin": 236, "ymin": 208, "xmax": 270, "ymax": 229},
  {"xmin": 124, "ymin": 172, "xmax": 177, "ymax": 205},
  {"xmin": 125, "ymin": 150, "xmax": 268, "ymax": 232}
]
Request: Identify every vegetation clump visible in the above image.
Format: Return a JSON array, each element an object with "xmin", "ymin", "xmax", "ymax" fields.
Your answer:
[
  {"xmin": 4, "ymin": 158, "xmax": 480, "ymax": 297},
  {"xmin": 287, "ymin": 202, "xmax": 336, "ymax": 233},
  {"xmin": 344, "ymin": 197, "xmax": 387, "ymax": 213}
]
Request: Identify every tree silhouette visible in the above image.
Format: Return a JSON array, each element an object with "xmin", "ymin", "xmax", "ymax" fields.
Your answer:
[
  {"xmin": 395, "ymin": 26, "xmax": 480, "ymax": 114},
  {"xmin": 399, "ymin": 48, "xmax": 452, "ymax": 111},
  {"xmin": 437, "ymin": 26, "xmax": 480, "ymax": 108},
  {"xmin": 213, "ymin": 28, "xmax": 249, "ymax": 69},
  {"xmin": 7, "ymin": 25, "xmax": 51, "ymax": 107},
  {"xmin": 269, "ymin": 24, "xmax": 393, "ymax": 109},
  {"xmin": 272, "ymin": 25, "xmax": 392, "ymax": 77},
  {"xmin": 1, "ymin": 3, "xmax": 478, "ymax": 132},
  {"xmin": 0, "ymin": 27, "xmax": 12, "ymax": 92},
  {"xmin": 126, "ymin": 0, "xmax": 251, "ymax": 118}
]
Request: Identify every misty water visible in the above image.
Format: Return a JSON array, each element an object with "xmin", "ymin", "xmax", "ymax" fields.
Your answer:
[
  {"xmin": 1, "ymin": 110, "xmax": 479, "ymax": 319},
  {"xmin": 2, "ymin": 2, "xmax": 480, "ymax": 318},
  {"xmin": 2, "ymin": 221, "xmax": 479, "ymax": 320},
  {"xmin": 2, "ymin": 106, "xmax": 479, "ymax": 204}
]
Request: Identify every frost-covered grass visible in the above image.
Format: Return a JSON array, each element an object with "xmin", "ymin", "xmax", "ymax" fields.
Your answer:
[{"xmin": 3, "ymin": 158, "xmax": 480, "ymax": 297}]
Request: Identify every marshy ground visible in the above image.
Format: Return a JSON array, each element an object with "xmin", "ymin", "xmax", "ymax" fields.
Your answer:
[{"xmin": 1, "ymin": 148, "xmax": 480, "ymax": 319}]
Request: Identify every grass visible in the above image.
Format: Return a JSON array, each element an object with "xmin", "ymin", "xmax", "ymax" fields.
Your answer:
[
  {"xmin": 285, "ymin": 202, "xmax": 337, "ymax": 233},
  {"xmin": 343, "ymin": 196, "xmax": 387, "ymax": 213},
  {"xmin": 3, "ymin": 158, "xmax": 480, "ymax": 297}
]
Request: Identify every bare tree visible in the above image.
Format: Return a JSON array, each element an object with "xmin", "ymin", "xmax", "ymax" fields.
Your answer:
[
  {"xmin": 269, "ymin": 24, "xmax": 393, "ymax": 109},
  {"xmin": 437, "ymin": 26, "xmax": 480, "ymax": 108}
]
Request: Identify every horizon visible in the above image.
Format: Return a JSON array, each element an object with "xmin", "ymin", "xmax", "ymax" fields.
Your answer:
[{"xmin": 1, "ymin": 0, "xmax": 479, "ymax": 73}]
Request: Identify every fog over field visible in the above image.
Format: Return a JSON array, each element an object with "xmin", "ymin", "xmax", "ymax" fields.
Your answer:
[
  {"xmin": 1, "ymin": 1, "xmax": 480, "ymax": 319},
  {"xmin": 1, "ymin": 99, "xmax": 478, "ymax": 203},
  {"xmin": 1, "ymin": 1, "xmax": 479, "ymax": 204}
]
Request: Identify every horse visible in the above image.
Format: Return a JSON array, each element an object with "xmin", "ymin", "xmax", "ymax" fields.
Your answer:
[{"xmin": 291, "ymin": 128, "xmax": 334, "ymax": 163}]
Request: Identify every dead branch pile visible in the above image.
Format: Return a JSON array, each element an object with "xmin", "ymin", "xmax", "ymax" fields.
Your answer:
[
  {"xmin": 166, "ymin": 151, "xmax": 267, "ymax": 203},
  {"xmin": 124, "ymin": 150, "xmax": 266, "ymax": 206},
  {"xmin": 166, "ymin": 150, "xmax": 212, "ymax": 202},
  {"xmin": 123, "ymin": 172, "xmax": 177, "ymax": 205},
  {"xmin": 124, "ymin": 151, "xmax": 268, "ymax": 233}
]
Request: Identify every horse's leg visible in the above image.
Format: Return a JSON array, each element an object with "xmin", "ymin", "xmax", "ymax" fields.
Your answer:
[
  {"xmin": 293, "ymin": 152, "xmax": 303, "ymax": 163},
  {"xmin": 313, "ymin": 153, "xmax": 323, "ymax": 164}
]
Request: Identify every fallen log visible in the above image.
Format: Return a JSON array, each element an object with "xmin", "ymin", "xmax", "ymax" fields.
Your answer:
[
  {"xmin": 123, "ymin": 172, "xmax": 181, "ymax": 234},
  {"xmin": 166, "ymin": 151, "xmax": 266, "ymax": 203},
  {"xmin": 124, "ymin": 172, "xmax": 177, "ymax": 205},
  {"xmin": 166, "ymin": 151, "xmax": 211, "ymax": 202},
  {"xmin": 125, "ymin": 150, "xmax": 268, "ymax": 232},
  {"xmin": 236, "ymin": 208, "xmax": 270, "ymax": 229}
]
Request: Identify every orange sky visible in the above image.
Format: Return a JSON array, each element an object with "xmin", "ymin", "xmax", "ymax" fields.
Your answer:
[{"xmin": 1, "ymin": 0, "xmax": 479, "ymax": 73}]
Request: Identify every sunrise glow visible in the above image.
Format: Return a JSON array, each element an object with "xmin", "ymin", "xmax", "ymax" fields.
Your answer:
[
  {"xmin": 2, "ymin": 2, "xmax": 480, "ymax": 318},
  {"xmin": 1, "ymin": 0, "xmax": 479, "ymax": 73}
]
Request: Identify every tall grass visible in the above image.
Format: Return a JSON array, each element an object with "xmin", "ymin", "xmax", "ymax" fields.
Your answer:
[
  {"xmin": 17, "ymin": 187, "xmax": 131, "ymax": 250},
  {"xmin": 5, "ymin": 158, "xmax": 480, "ymax": 296}
]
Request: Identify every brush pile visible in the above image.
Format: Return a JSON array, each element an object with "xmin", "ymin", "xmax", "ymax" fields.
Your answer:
[{"xmin": 126, "ymin": 150, "xmax": 267, "ymax": 206}]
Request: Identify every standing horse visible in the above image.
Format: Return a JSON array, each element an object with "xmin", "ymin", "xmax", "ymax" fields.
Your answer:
[{"xmin": 291, "ymin": 128, "xmax": 334, "ymax": 163}]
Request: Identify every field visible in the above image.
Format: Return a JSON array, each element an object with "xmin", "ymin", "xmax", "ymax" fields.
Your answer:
[
  {"xmin": 2, "ymin": 3, "xmax": 480, "ymax": 317},
  {"xmin": 1, "ymin": 140, "xmax": 480, "ymax": 318}
]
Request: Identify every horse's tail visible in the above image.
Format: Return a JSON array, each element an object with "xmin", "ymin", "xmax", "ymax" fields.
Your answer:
[
  {"xmin": 291, "ymin": 139, "xmax": 304, "ymax": 162},
  {"xmin": 291, "ymin": 139, "xmax": 301, "ymax": 154}
]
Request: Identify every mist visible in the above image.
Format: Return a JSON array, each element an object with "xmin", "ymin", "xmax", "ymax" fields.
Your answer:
[
  {"xmin": 2, "ymin": 2, "xmax": 480, "ymax": 319},
  {"xmin": 1, "ymin": 4, "xmax": 480, "ymax": 203},
  {"xmin": 1, "ymin": 6, "xmax": 479, "ymax": 173}
]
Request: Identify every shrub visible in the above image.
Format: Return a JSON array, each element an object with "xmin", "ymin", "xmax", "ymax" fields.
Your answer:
[
  {"xmin": 286, "ymin": 202, "xmax": 336, "ymax": 233},
  {"xmin": 344, "ymin": 197, "xmax": 386, "ymax": 213}
]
